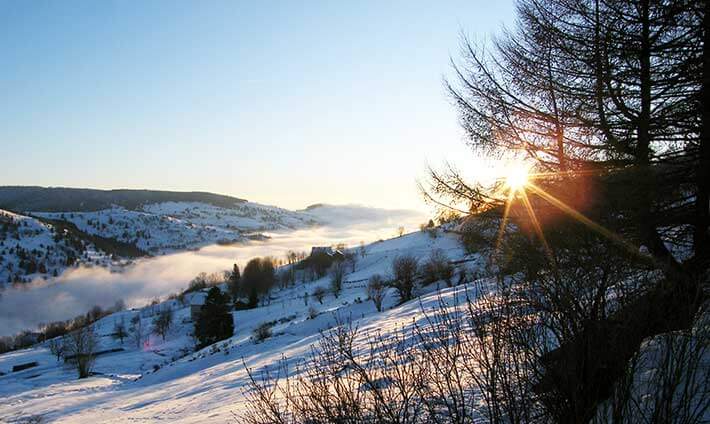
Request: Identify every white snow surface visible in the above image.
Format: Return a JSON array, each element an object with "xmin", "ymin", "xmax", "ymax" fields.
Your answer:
[
  {"xmin": 0, "ymin": 201, "xmax": 321, "ymax": 287},
  {"xmin": 34, "ymin": 201, "xmax": 319, "ymax": 255},
  {"xmin": 0, "ymin": 209, "xmax": 111, "ymax": 286},
  {"xmin": 0, "ymin": 229, "xmax": 480, "ymax": 423}
]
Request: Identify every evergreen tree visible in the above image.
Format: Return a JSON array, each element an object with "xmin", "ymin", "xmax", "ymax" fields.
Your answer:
[
  {"xmin": 227, "ymin": 263, "xmax": 241, "ymax": 302},
  {"xmin": 194, "ymin": 286, "xmax": 234, "ymax": 349}
]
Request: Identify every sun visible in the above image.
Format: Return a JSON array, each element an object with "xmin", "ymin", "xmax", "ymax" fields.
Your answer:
[{"xmin": 504, "ymin": 165, "xmax": 530, "ymax": 191}]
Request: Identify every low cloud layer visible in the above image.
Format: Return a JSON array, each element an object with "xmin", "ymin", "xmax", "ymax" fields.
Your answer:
[{"xmin": 0, "ymin": 206, "xmax": 426, "ymax": 336}]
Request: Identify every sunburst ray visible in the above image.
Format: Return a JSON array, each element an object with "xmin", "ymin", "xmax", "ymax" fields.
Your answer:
[
  {"xmin": 494, "ymin": 188, "xmax": 516, "ymax": 254},
  {"xmin": 519, "ymin": 188, "xmax": 556, "ymax": 267},
  {"xmin": 526, "ymin": 182, "xmax": 639, "ymax": 255}
]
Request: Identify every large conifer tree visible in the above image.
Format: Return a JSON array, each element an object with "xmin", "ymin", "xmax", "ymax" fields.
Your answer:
[{"xmin": 194, "ymin": 287, "xmax": 234, "ymax": 349}]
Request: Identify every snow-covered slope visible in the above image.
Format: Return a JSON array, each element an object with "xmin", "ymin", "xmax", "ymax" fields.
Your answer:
[
  {"xmin": 0, "ymin": 201, "xmax": 320, "ymax": 286},
  {"xmin": 0, "ymin": 209, "xmax": 111, "ymax": 286},
  {"xmin": 35, "ymin": 201, "xmax": 319, "ymax": 255},
  {"xmin": 143, "ymin": 201, "xmax": 318, "ymax": 232},
  {"xmin": 0, "ymin": 200, "xmax": 428, "ymax": 293},
  {"xmin": 0, "ymin": 229, "xmax": 481, "ymax": 423},
  {"xmin": 34, "ymin": 207, "xmax": 237, "ymax": 254}
]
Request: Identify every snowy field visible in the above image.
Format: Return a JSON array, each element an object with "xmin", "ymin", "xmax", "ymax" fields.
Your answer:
[{"xmin": 0, "ymin": 230, "xmax": 478, "ymax": 423}]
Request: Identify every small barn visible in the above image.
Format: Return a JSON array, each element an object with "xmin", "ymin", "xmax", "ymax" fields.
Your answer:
[
  {"xmin": 310, "ymin": 246, "xmax": 334, "ymax": 256},
  {"xmin": 310, "ymin": 246, "xmax": 345, "ymax": 259}
]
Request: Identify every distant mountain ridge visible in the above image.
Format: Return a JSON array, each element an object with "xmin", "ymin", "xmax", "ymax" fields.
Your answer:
[{"xmin": 0, "ymin": 186, "xmax": 247, "ymax": 212}]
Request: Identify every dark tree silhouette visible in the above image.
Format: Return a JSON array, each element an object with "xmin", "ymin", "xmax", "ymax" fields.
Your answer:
[
  {"xmin": 194, "ymin": 286, "xmax": 234, "ymax": 349},
  {"xmin": 242, "ymin": 257, "xmax": 276, "ymax": 307}
]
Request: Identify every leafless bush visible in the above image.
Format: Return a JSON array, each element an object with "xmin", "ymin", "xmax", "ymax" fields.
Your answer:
[
  {"xmin": 367, "ymin": 274, "xmax": 387, "ymax": 312},
  {"xmin": 112, "ymin": 319, "xmax": 128, "ymax": 345},
  {"xmin": 391, "ymin": 255, "xmax": 419, "ymax": 304},
  {"xmin": 344, "ymin": 250, "xmax": 358, "ymax": 272},
  {"xmin": 129, "ymin": 314, "xmax": 143, "ymax": 349},
  {"xmin": 48, "ymin": 338, "xmax": 64, "ymax": 361},
  {"xmin": 420, "ymin": 249, "xmax": 454, "ymax": 287},
  {"xmin": 62, "ymin": 325, "xmax": 97, "ymax": 379},
  {"xmin": 502, "ymin": 227, "xmax": 660, "ymax": 423},
  {"xmin": 456, "ymin": 284, "xmax": 543, "ymax": 423},
  {"xmin": 241, "ymin": 226, "xmax": 702, "ymax": 424},
  {"xmin": 152, "ymin": 309, "xmax": 173, "ymax": 341},
  {"xmin": 241, "ymin": 288, "xmax": 541, "ymax": 424},
  {"xmin": 330, "ymin": 262, "xmax": 346, "ymax": 298},
  {"xmin": 242, "ymin": 318, "xmax": 426, "ymax": 423},
  {"xmin": 359, "ymin": 241, "xmax": 367, "ymax": 258},
  {"xmin": 253, "ymin": 322, "xmax": 274, "ymax": 343},
  {"xmin": 312, "ymin": 286, "xmax": 327, "ymax": 304}
]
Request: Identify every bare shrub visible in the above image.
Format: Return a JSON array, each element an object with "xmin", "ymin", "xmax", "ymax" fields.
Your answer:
[
  {"xmin": 391, "ymin": 255, "xmax": 418, "ymax": 304},
  {"xmin": 359, "ymin": 241, "xmax": 367, "ymax": 258},
  {"xmin": 241, "ymin": 290, "xmax": 539, "ymax": 423},
  {"xmin": 456, "ymin": 284, "xmax": 542, "ymax": 423},
  {"xmin": 420, "ymin": 249, "xmax": 454, "ymax": 287},
  {"xmin": 112, "ymin": 319, "xmax": 128, "ymax": 345},
  {"xmin": 367, "ymin": 274, "xmax": 387, "ymax": 312},
  {"xmin": 501, "ymin": 226, "xmax": 660, "ymax": 423},
  {"xmin": 153, "ymin": 309, "xmax": 173, "ymax": 341},
  {"xmin": 344, "ymin": 250, "xmax": 358, "ymax": 272},
  {"xmin": 312, "ymin": 286, "xmax": 327, "ymax": 304},
  {"xmin": 129, "ymin": 315, "xmax": 143, "ymax": 349},
  {"xmin": 242, "ymin": 318, "xmax": 426, "ymax": 423},
  {"xmin": 241, "ymin": 230, "xmax": 701, "ymax": 424},
  {"xmin": 330, "ymin": 262, "xmax": 346, "ymax": 298},
  {"xmin": 240, "ymin": 267, "xmax": 649, "ymax": 424},
  {"xmin": 48, "ymin": 338, "xmax": 64, "ymax": 361},
  {"xmin": 253, "ymin": 322, "xmax": 274, "ymax": 343},
  {"xmin": 63, "ymin": 325, "xmax": 97, "ymax": 379}
]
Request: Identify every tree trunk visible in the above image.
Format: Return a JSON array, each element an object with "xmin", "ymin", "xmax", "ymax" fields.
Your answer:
[{"xmin": 695, "ymin": 0, "xmax": 710, "ymax": 264}]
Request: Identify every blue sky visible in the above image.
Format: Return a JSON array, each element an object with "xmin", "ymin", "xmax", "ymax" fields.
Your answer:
[{"xmin": 0, "ymin": 1, "xmax": 514, "ymax": 211}]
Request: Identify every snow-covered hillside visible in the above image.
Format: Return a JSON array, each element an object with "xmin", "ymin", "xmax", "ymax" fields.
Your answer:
[
  {"xmin": 143, "ymin": 201, "xmax": 318, "ymax": 232},
  {"xmin": 0, "ymin": 229, "xmax": 481, "ymax": 423},
  {"xmin": 35, "ymin": 201, "xmax": 319, "ymax": 255},
  {"xmin": 0, "ymin": 201, "xmax": 321, "ymax": 287},
  {"xmin": 0, "ymin": 209, "xmax": 111, "ymax": 286},
  {"xmin": 1, "ymin": 225, "xmax": 706, "ymax": 423},
  {"xmin": 34, "ymin": 207, "xmax": 230, "ymax": 254},
  {"xmin": 1, "ymin": 199, "xmax": 431, "ymax": 289}
]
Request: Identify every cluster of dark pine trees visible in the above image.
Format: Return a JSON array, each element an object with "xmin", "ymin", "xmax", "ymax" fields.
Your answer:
[{"xmin": 192, "ymin": 258, "xmax": 277, "ymax": 349}]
